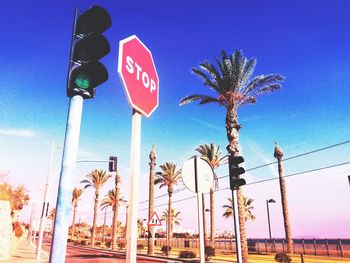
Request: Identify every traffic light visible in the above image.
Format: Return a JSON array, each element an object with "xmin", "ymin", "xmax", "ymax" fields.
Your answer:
[
  {"xmin": 228, "ymin": 155, "xmax": 246, "ymax": 190},
  {"xmin": 109, "ymin": 156, "xmax": 118, "ymax": 172},
  {"xmin": 67, "ymin": 6, "xmax": 112, "ymax": 99}
]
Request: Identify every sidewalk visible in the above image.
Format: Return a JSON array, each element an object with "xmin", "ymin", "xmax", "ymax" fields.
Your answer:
[{"xmin": 0, "ymin": 238, "xmax": 49, "ymax": 263}]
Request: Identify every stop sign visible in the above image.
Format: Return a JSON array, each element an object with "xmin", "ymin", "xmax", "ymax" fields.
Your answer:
[{"xmin": 118, "ymin": 35, "xmax": 159, "ymax": 117}]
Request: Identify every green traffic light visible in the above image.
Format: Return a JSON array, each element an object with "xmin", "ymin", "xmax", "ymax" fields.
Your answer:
[{"xmin": 74, "ymin": 73, "xmax": 90, "ymax": 89}]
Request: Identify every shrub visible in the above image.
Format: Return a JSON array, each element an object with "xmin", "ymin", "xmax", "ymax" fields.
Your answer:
[
  {"xmin": 12, "ymin": 221, "xmax": 23, "ymax": 238},
  {"xmin": 178, "ymin": 250, "xmax": 196, "ymax": 258},
  {"xmin": 105, "ymin": 241, "xmax": 111, "ymax": 248},
  {"xmin": 80, "ymin": 240, "xmax": 89, "ymax": 246},
  {"xmin": 118, "ymin": 241, "xmax": 126, "ymax": 250},
  {"xmin": 275, "ymin": 253, "xmax": 292, "ymax": 263},
  {"xmin": 137, "ymin": 244, "xmax": 144, "ymax": 251},
  {"xmin": 205, "ymin": 245, "xmax": 215, "ymax": 261},
  {"xmin": 73, "ymin": 240, "xmax": 80, "ymax": 245},
  {"xmin": 161, "ymin": 245, "xmax": 171, "ymax": 255},
  {"xmin": 67, "ymin": 238, "xmax": 72, "ymax": 243},
  {"xmin": 95, "ymin": 241, "xmax": 101, "ymax": 246}
]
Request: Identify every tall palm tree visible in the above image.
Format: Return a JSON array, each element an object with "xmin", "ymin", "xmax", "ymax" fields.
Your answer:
[
  {"xmin": 161, "ymin": 208, "xmax": 182, "ymax": 238},
  {"xmin": 195, "ymin": 143, "xmax": 225, "ymax": 245},
  {"xmin": 154, "ymin": 162, "xmax": 181, "ymax": 253},
  {"xmin": 180, "ymin": 50, "xmax": 283, "ymax": 262},
  {"xmin": 222, "ymin": 196, "xmax": 255, "ymax": 222},
  {"xmin": 81, "ymin": 169, "xmax": 111, "ymax": 247},
  {"xmin": 71, "ymin": 188, "xmax": 83, "ymax": 239},
  {"xmin": 100, "ymin": 187, "xmax": 126, "ymax": 250},
  {"xmin": 274, "ymin": 142, "xmax": 293, "ymax": 253}
]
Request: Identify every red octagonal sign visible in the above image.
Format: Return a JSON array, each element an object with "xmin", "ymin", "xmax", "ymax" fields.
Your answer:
[{"xmin": 118, "ymin": 35, "xmax": 159, "ymax": 117}]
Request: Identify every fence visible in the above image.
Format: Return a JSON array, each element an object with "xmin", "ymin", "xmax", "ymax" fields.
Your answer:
[{"xmin": 138, "ymin": 238, "xmax": 350, "ymax": 257}]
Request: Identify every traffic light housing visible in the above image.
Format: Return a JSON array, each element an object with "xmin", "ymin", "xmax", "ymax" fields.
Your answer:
[
  {"xmin": 67, "ymin": 6, "xmax": 111, "ymax": 99},
  {"xmin": 228, "ymin": 155, "xmax": 246, "ymax": 190},
  {"xmin": 109, "ymin": 156, "xmax": 118, "ymax": 172}
]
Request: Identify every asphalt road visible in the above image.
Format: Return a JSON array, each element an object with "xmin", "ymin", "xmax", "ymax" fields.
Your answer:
[{"xmin": 43, "ymin": 239, "xmax": 180, "ymax": 263}]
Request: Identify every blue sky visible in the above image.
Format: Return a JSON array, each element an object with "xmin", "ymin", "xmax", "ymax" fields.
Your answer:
[{"xmin": 1, "ymin": 0, "xmax": 350, "ymax": 238}]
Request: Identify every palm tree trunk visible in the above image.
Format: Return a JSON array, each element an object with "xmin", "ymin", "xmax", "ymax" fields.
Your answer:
[
  {"xmin": 71, "ymin": 205, "xmax": 77, "ymax": 239},
  {"xmin": 112, "ymin": 182, "xmax": 120, "ymax": 250},
  {"xmin": 167, "ymin": 189, "xmax": 173, "ymax": 255},
  {"xmin": 210, "ymin": 187, "xmax": 215, "ymax": 246},
  {"xmin": 225, "ymin": 106, "xmax": 249, "ymax": 263},
  {"xmin": 148, "ymin": 146, "xmax": 156, "ymax": 255},
  {"xmin": 91, "ymin": 190, "xmax": 99, "ymax": 247},
  {"xmin": 274, "ymin": 146, "xmax": 293, "ymax": 253}
]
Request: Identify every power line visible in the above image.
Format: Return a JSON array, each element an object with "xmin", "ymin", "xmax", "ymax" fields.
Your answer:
[
  {"xmin": 79, "ymin": 140, "xmax": 350, "ymax": 221},
  {"xmin": 217, "ymin": 139, "xmax": 350, "ymax": 179},
  {"xmin": 146, "ymin": 160, "xmax": 350, "ymax": 209}
]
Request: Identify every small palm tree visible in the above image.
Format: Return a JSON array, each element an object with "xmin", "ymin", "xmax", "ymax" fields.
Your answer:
[
  {"xmin": 137, "ymin": 218, "xmax": 146, "ymax": 238},
  {"xmin": 155, "ymin": 162, "xmax": 181, "ymax": 253},
  {"xmin": 100, "ymin": 187, "xmax": 126, "ymax": 250},
  {"xmin": 48, "ymin": 208, "xmax": 56, "ymax": 235},
  {"xmin": 222, "ymin": 196, "xmax": 255, "ymax": 222},
  {"xmin": 161, "ymin": 208, "xmax": 182, "ymax": 238},
  {"xmin": 71, "ymin": 187, "xmax": 83, "ymax": 239},
  {"xmin": 195, "ymin": 143, "xmax": 225, "ymax": 245},
  {"xmin": 81, "ymin": 169, "xmax": 111, "ymax": 247},
  {"xmin": 180, "ymin": 50, "xmax": 283, "ymax": 263}
]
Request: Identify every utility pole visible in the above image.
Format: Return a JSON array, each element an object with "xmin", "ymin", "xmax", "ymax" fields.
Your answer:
[{"xmin": 37, "ymin": 141, "xmax": 56, "ymax": 259}]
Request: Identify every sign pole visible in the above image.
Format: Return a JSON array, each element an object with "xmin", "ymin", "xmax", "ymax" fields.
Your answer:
[
  {"xmin": 49, "ymin": 95, "xmax": 83, "ymax": 263},
  {"xmin": 232, "ymin": 189, "xmax": 243, "ymax": 263},
  {"xmin": 126, "ymin": 109, "xmax": 142, "ymax": 263},
  {"xmin": 194, "ymin": 157, "xmax": 205, "ymax": 263}
]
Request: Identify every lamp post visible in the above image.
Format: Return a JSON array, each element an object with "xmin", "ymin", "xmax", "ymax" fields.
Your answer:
[{"xmin": 266, "ymin": 199, "xmax": 276, "ymax": 239}]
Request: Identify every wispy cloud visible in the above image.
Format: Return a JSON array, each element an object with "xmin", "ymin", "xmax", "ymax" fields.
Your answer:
[
  {"xmin": 189, "ymin": 117, "xmax": 223, "ymax": 131},
  {"xmin": 0, "ymin": 128, "xmax": 36, "ymax": 138}
]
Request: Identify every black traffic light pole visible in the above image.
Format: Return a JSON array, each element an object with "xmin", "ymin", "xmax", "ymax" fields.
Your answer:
[{"xmin": 228, "ymin": 155, "xmax": 246, "ymax": 263}]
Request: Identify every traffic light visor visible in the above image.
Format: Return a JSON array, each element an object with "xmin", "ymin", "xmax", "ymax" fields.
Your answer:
[
  {"xmin": 76, "ymin": 6, "xmax": 112, "ymax": 35},
  {"xmin": 73, "ymin": 33, "xmax": 110, "ymax": 62}
]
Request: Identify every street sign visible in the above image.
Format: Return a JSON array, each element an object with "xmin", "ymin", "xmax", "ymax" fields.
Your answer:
[
  {"xmin": 148, "ymin": 212, "xmax": 162, "ymax": 226},
  {"xmin": 181, "ymin": 156, "xmax": 214, "ymax": 263},
  {"xmin": 118, "ymin": 35, "xmax": 159, "ymax": 117},
  {"xmin": 182, "ymin": 156, "xmax": 214, "ymax": 194}
]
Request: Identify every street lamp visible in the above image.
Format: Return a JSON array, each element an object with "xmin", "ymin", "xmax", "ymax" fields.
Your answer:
[{"xmin": 266, "ymin": 199, "xmax": 276, "ymax": 240}]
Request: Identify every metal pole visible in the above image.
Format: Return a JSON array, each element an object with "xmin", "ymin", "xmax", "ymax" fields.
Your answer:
[
  {"xmin": 49, "ymin": 95, "xmax": 84, "ymax": 263},
  {"xmin": 194, "ymin": 156, "xmax": 205, "ymax": 263},
  {"xmin": 266, "ymin": 200, "xmax": 272, "ymax": 240},
  {"xmin": 126, "ymin": 110, "xmax": 142, "ymax": 263},
  {"xmin": 36, "ymin": 141, "xmax": 55, "ymax": 259},
  {"xmin": 231, "ymin": 189, "xmax": 242, "ymax": 263}
]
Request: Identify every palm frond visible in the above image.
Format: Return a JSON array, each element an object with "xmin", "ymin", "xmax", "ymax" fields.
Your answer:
[{"xmin": 180, "ymin": 94, "xmax": 215, "ymax": 106}]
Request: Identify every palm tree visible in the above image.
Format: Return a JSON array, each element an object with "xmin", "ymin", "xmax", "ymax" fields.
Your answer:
[
  {"xmin": 81, "ymin": 169, "xmax": 111, "ymax": 247},
  {"xmin": 71, "ymin": 188, "xmax": 83, "ymax": 239},
  {"xmin": 137, "ymin": 218, "xmax": 146, "ymax": 238},
  {"xmin": 154, "ymin": 162, "xmax": 181, "ymax": 253},
  {"xmin": 161, "ymin": 208, "xmax": 182, "ymax": 238},
  {"xmin": 100, "ymin": 186, "xmax": 126, "ymax": 250},
  {"xmin": 274, "ymin": 142, "xmax": 293, "ymax": 253},
  {"xmin": 48, "ymin": 208, "xmax": 56, "ymax": 235},
  {"xmin": 222, "ymin": 196, "xmax": 255, "ymax": 222},
  {"xmin": 180, "ymin": 50, "xmax": 283, "ymax": 262},
  {"xmin": 195, "ymin": 143, "xmax": 225, "ymax": 245}
]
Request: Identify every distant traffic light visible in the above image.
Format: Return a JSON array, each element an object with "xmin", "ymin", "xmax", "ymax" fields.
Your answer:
[
  {"xmin": 228, "ymin": 155, "xmax": 246, "ymax": 190},
  {"xmin": 109, "ymin": 156, "xmax": 118, "ymax": 172},
  {"xmin": 67, "ymin": 6, "xmax": 112, "ymax": 99}
]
